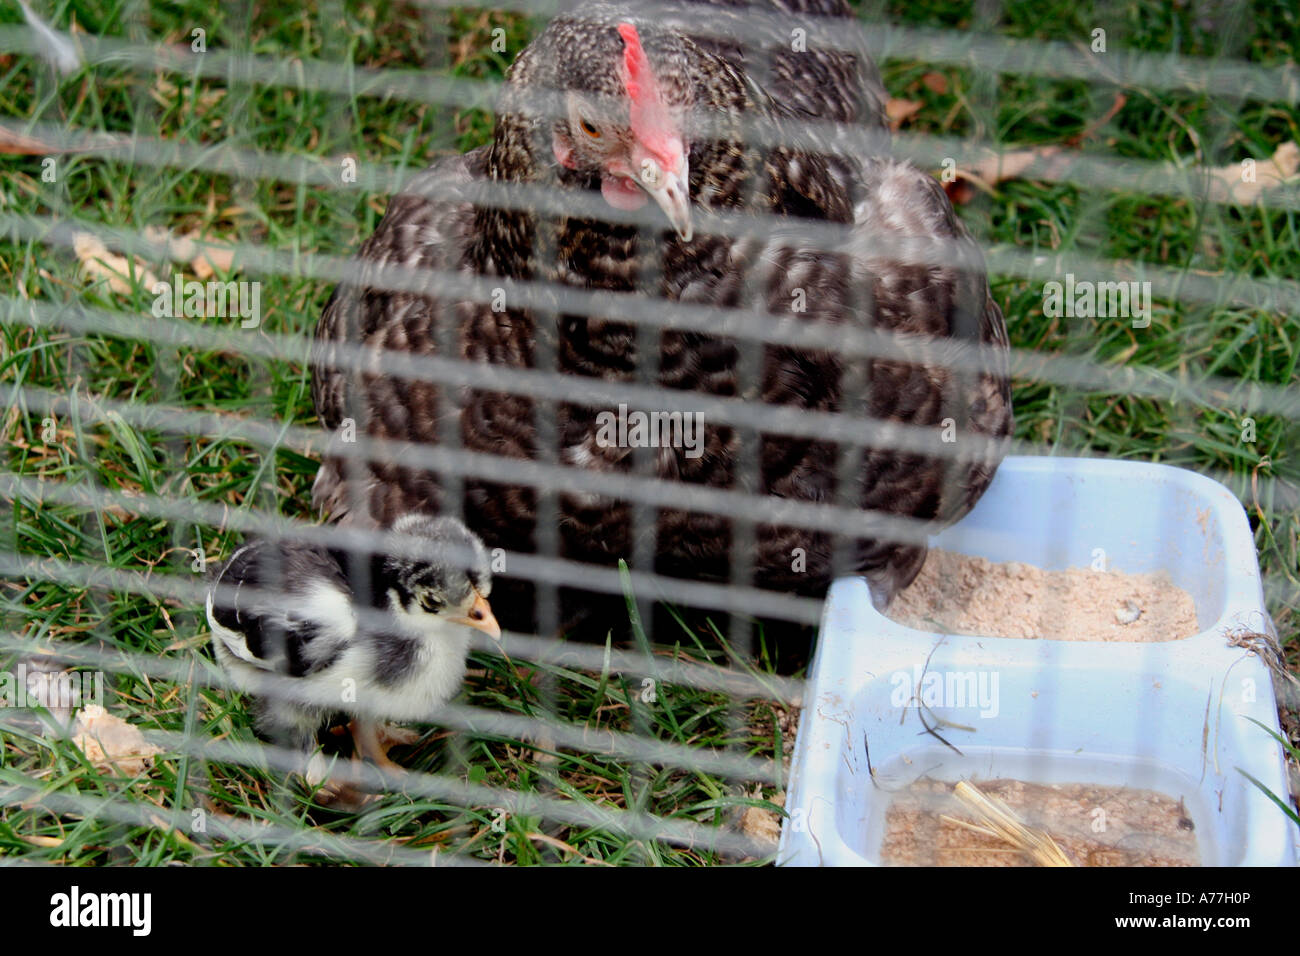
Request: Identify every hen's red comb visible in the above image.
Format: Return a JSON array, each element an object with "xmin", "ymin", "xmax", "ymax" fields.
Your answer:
[
  {"xmin": 617, "ymin": 22, "xmax": 679, "ymax": 168},
  {"xmin": 618, "ymin": 23, "xmax": 652, "ymax": 105}
]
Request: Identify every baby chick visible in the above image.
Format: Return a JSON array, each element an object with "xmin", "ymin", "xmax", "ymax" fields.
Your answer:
[{"xmin": 205, "ymin": 515, "xmax": 499, "ymax": 797}]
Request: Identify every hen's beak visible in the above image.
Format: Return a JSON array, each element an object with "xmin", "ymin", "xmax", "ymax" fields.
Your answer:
[
  {"xmin": 638, "ymin": 155, "xmax": 693, "ymax": 243},
  {"xmin": 452, "ymin": 590, "xmax": 501, "ymax": 641}
]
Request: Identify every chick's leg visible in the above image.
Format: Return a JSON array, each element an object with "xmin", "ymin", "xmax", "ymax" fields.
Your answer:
[
  {"xmin": 349, "ymin": 720, "xmax": 421, "ymax": 771},
  {"xmin": 305, "ymin": 740, "xmax": 376, "ymax": 809}
]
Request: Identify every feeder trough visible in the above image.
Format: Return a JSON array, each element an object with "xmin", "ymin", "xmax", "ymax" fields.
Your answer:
[{"xmin": 778, "ymin": 456, "xmax": 1297, "ymax": 867}]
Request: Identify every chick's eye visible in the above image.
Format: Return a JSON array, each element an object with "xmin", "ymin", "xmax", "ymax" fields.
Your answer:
[
  {"xmin": 419, "ymin": 594, "xmax": 443, "ymax": 613},
  {"xmin": 578, "ymin": 119, "xmax": 601, "ymax": 139}
]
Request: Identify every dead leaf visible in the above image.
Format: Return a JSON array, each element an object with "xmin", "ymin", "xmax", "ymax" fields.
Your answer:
[
  {"xmin": 1203, "ymin": 141, "xmax": 1299, "ymax": 204},
  {"xmin": 943, "ymin": 146, "xmax": 1067, "ymax": 204},
  {"xmin": 920, "ymin": 71, "xmax": 949, "ymax": 95},
  {"xmin": 0, "ymin": 127, "xmax": 61, "ymax": 155},
  {"xmin": 141, "ymin": 226, "xmax": 236, "ymax": 279},
  {"xmin": 944, "ymin": 139, "xmax": 1299, "ymax": 207},
  {"xmin": 20, "ymin": 834, "xmax": 64, "ymax": 848},
  {"xmin": 72, "ymin": 233, "xmax": 159, "ymax": 295},
  {"xmin": 885, "ymin": 98, "xmax": 924, "ymax": 131},
  {"xmin": 739, "ymin": 787, "xmax": 783, "ymax": 846},
  {"xmin": 963, "ymin": 147, "xmax": 1061, "ymax": 188},
  {"xmin": 71, "ymin": 705, "xmax": 162, "ymax": 776},
  {"xmin": 191, "ymin": 243, "xmax": 235, "ymax": 280},
  {"xmin": 0, "ymin": 126, "xmax": 119, "ymax": 156}
]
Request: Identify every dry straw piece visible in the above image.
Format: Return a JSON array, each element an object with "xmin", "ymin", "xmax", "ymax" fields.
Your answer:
[{"xmin": 942, "ymin": 780, "xmax": 1076, "ymax": 867}]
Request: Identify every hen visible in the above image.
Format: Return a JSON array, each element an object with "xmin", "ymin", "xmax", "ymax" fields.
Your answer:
[{"xmin": 311, "ymin": 0, "xmax": 1012, "ymax": 637}]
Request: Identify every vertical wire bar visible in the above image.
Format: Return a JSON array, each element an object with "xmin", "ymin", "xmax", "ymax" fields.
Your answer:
[
  {"xmin": 830, "ymin": 3, "xmax": 884, "ymax": 604},
  {"xmin": 89, "ymin": 0, "xmax": 158, "ymax": 866},
  {"xmin": 223, "ymin": 0, "xmax": 308, "ymax": 842},
  {"xmin": 127, "ymin": 0, "xmax": 208, "ymax": 859},
  {"xmin": 522, "ymin": 12, "xmax": 563, "ymax": 861},
  {"xmin": 722, "ymin": 15, "xmax": 777, "ymax": 831},
  {"xmin": 625, "ymin": 66, "xmax": 671, "ymax": 861},
  {"xmin": 422, "ymin": 0, "xmax": 475, "ymax": 795},
  {"xmin": 1139, "ymin": 0, "xmax": 1251, "ymax": 802}
]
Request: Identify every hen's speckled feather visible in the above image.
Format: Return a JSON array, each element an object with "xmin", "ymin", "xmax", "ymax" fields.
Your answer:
[{"xmin": 311, "ymin": 0, "xmax": 1012, "ymax": 631}]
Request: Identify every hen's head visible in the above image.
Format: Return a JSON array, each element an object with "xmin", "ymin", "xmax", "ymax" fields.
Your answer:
[{"xmin": 504, "ymin": 13, "xmax": 696, "ymax": 241}]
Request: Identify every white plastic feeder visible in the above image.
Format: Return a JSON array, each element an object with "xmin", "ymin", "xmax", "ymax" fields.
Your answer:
[{"xmin": 778, "ymin": 456, "xmax": 1297, "ymax": 867}]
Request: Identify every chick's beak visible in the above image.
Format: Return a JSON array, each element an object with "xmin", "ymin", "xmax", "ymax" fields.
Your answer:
[
  {"xmin": 453, "ymin": 591, "xmax": 501, "ymax": 641},
  {"xmin": 637, "ymin": 153, "xmax": 693, "ymax": 243}
]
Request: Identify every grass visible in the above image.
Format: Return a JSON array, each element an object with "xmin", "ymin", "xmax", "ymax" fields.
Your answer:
[{"xmin": 0, "ymin": 0, "xmax": 1297, "ymax": 865}]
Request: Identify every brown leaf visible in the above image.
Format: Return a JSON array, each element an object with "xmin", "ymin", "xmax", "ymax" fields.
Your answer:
[
  {"xmin": 71, "ymin": 705, "xmax": 162, "ymax": 776},
  {"xmin": 921, "ymin": 71, "xmax": 949, "ymax": 95},
  {"xmin": 0, "ymin": 127, "xmax": 117, "ymax": 156},
  {"xmin": 944, "ymin": 139, "xmax": 1298, "ymax": 208},
  {"xmin": 1202, "ymin": 141, "xmax": 1299, "ymax": 204},
  {"xmin": 944, "ymin": 146, "xmax": 1065, "ymax": 203},
  {"xmin": 191, "ymin": 242, "xmax": 235, "ymax": 280},
  {"xmin": 885, "ymin": 98, "xmax": 924, "ymax": 131},
  {"xmin": 739, "ymin": 787, "xmax": 783, "ymax": 847},
  {"xmin": 0, "ymin": 127, "xmax": 61, "ymax": 155},
  {"xmin": 963, "ymin": 147, "xmax": 1059, "ymax": 186},
  {"xmin": 72, "ymin": 233, "xmax": 160, "ymax": 295},
  {"xmin": 141, "ymin": 226, "xmax": 236, "ymax": 279}
]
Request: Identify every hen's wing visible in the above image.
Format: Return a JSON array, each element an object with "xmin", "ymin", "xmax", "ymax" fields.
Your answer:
[
  {"xmin": 844, "ymin": 155, "xmax": 1013, "ymax": 603},
  {"xmin": 311, "ymin": 149, "xmax": 498, "ymax": 527}
]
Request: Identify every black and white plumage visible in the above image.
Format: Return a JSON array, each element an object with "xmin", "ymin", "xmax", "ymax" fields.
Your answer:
[
  {"xmin": 205, "ymin": 515, "xmax": 500, "ymax": 786},
  {"xmin": 310, "ymin": 0, "xmax": 1012, "ymax": 636}
]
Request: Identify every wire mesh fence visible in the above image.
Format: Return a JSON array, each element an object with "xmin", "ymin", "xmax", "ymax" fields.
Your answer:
[{"xmin": 0, "ymin": 0, "xmax": 1297, "ymax": 866}]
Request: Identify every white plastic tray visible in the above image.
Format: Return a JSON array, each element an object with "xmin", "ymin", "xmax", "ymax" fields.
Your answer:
[{"xmin": 778, "ymin": 456, "xmax": 1297, "ymax": 867}]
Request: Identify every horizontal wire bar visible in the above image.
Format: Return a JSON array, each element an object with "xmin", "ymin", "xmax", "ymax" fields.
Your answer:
[
  {"xmin": 0, "ymin": 684, "xmax": 774, "ymax": 857},
  {"xmin": 6, "ymin": 199, "xmax": 1299, "ymax": 420},
  {"xmin": 1, "ymin": 377, "xmax": 999, "ymax": 556},
  {"xmin": 10, "ymin": 287, "xmax": 1293, "ymax": 522},
  {"xmin": 0, "ymin": 627, "xmax": 789, "ymax": 784},
  {"xmin": 2, "ymin": 4, "xmax": 1294, "ymax": 124},
  {"xmin": 410, "ymin": 0, "xmax": 1300, "ymax": 104},
  {"xmin": 180, "ymin": 731, "xmax": 775, "ymax": 858},
  {"xmin": 0, "ymin": 776, "xmax": 481, "ymax": 866},
  {"xmin": 5, "ymin": 465, "xmax": 1294, "ymax": 675},
  {"xmin": 7, "ymin": 60, "xmax": 1300, "ymax": 220},
  {"xmin": 0, "ymin": 486, "xmax": 815, "ymax": 691}
]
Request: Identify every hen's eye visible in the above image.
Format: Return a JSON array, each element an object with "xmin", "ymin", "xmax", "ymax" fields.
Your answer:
[
  {"xmin": 578, "ymin": 119, "xmax": 601, "ymax": 139},
  {"xmin": 419, "ymin": 594, "xmax": 443, "ymax": 613}
]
